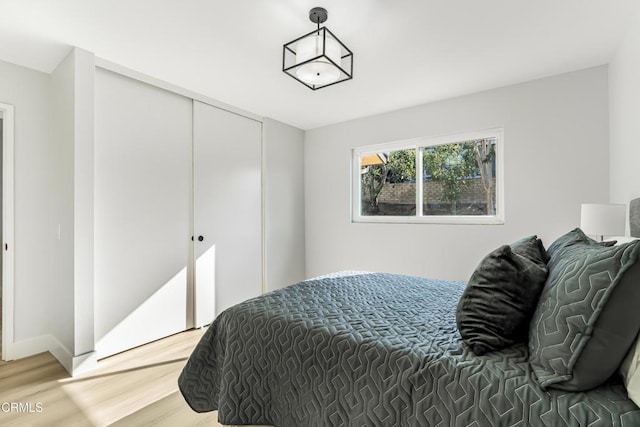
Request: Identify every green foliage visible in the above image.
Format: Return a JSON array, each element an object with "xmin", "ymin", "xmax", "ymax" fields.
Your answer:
[
  {"xmin": 361, "ymin": 163, "xmax": 388, "ymax": 213},
  {"xmin": 386, "ymin": 150, "xmax": 416, "ymax": 183},
  {"xmin": 423, "ymin": 143, "xmax": 476, "ymax": 212},
  {"xmin": 361, "ymin": 150, "xmax": 416, "ymax": 213},
  {"xmin": 361, "ymin": 140, "xmax": 496, "ymax": 215},
  {"xmin": 471, "ymin": 139, "xmax": 497, "ymax": 215}
]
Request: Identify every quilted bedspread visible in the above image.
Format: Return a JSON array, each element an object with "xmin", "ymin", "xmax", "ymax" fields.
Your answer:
[{"xmin": 178, "ymin": 273, "xmax": 640, "ymax": 426}]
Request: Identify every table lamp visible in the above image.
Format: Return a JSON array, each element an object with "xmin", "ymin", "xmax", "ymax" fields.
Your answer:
[{"xmin": 580, "ymin": 203, "xmax": 626, "ymax": 242}]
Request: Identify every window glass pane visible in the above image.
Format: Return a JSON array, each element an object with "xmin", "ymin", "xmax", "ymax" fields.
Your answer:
[
  {"xmin": 360, "ymin": 149, "xmax": 416, "ymax": 216},
  {"xmin": 422, "ymin": 138, "xmax": 496, "ymax": 216}
]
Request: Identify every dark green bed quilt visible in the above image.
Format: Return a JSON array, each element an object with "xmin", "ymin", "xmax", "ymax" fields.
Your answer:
[{"xmin": 178, "ymin": 273, "xmax": 640, "ymax": 426}]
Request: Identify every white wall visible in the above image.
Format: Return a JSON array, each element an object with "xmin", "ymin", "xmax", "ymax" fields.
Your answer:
[
  {"xmin": 263, "ymin": 118, "xmax": 305, "ymax": 289},
  {"xmin": 0, "ymin": 50, "xmax": 95, "ymax": 372},
  {"xmin": 305, "ymin": 66, "xmax": 610, "ymax": 281},
  {"xmin": 610, "ymin": 12, "xmax": 640, "ymax": 220},
  {"xmin": 50, "ymin": 47, "xmax": 96, "ymax": 373},
  {"xmin": 0, "ymin": 59, "xmax": 55, "ymax": 352},
  {"xmin": 49, "ymin": 49, "xmax": 76, "ymax": 355},
  {"xmin": 71, "ymin": 48, "xmax": 95, "ymax": 368}
]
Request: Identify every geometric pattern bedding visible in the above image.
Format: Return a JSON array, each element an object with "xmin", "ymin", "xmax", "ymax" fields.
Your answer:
[
  {"xmin": 529, "ymin": 241, "xmax": 640, "ymax": 390},
  {"xmin": 178, "ymin": 273, "xmax": 640, "ymax": 426}
]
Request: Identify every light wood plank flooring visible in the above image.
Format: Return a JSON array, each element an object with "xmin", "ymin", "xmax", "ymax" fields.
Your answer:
[{"xmin": 0, "ymin": 329, "xmax": 257, "ymax": 427}]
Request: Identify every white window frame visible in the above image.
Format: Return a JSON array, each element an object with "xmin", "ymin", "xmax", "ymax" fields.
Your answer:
[{"xmin": 352, "ymin": 128, "xmax": 505, "ymax": 225}]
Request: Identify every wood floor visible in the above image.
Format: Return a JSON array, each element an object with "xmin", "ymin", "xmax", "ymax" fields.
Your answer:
[
  {"xmin": 0, "ymin": 329, "xmax": 240, "ymax": 427},
  {"xmin": 1, "ymin": 286, "xmax": 3, "ymax": 357}
]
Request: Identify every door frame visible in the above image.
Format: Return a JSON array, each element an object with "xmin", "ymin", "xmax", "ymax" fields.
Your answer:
[{"xmin": 1, "ymin": 102, "xmax": 15, "ymax": 361}]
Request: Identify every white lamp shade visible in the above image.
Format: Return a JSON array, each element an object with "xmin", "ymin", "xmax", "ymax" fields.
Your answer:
[
  {"xmin": 580, "ymin": 203, "xmax": 626, "ymax": 237},
  {"xmin": 295, "ymin": 33, "xmax": 341, "ymax": 85}
]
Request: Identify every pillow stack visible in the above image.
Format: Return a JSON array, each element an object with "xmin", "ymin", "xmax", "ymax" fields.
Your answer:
[
  {"xmin": 456, "ymin": 236, "xmax": 549, "ymax": 356},
  {"xmin": 528, "ymin": 228, "xmax": 640, "ymax": 391},
  {"xmin": 457, "ymin": 228, "xmax": 640, "ymax": 399}
]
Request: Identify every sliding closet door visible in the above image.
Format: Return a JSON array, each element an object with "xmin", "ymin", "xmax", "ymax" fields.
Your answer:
[
  {"xmin": 193, "ymin": 101, "xmax": 262, "ymax": 321},
  {"xmin": 95, "ymin": 69, "xmax": 192, "ymax": 358}
]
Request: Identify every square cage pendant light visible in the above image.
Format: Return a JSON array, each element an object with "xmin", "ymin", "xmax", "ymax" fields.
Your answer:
[{"xmin": 283, "ymin": 7, "xmax": 353, "ymax": 90}]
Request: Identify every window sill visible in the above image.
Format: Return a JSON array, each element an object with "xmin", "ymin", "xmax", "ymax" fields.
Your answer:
[{"xmin": 352, "ymin": 215, "xmax": 505, "ymax": 225}]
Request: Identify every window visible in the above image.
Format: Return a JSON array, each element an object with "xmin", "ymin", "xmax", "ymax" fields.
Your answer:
[{"xmin": 352, "ymin": 129, "xmax": 504, "ymax": 224}]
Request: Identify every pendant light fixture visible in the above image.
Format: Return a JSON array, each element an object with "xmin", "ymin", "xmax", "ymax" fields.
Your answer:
[{"xmin": 282, "ymin": 7, "xmax": 353, "ymax": 90}]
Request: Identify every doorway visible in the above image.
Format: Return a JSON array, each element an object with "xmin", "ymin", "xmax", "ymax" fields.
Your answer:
[{"xmin": 1, "ymin": 102, "xmax": 15, "ymax": 361}]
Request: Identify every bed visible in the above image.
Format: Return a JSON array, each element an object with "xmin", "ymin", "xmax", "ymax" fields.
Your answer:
[{"xmin": 179, "ymin": 268, "xmax": 640, "ymax": 426}]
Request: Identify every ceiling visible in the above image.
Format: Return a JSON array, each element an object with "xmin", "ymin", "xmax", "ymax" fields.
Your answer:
[{"xmin": 0, "ymin": 0, "xmax": 638, "ymax": 130}]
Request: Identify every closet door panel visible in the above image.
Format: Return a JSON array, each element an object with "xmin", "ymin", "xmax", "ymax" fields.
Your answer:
[
  {"xmin": 193, "ymin": 101, "xmax": 262, "ymax": 319},
  {"xmin": 95, "ymin": 69, "xmax": 191, "ymax": 358}
]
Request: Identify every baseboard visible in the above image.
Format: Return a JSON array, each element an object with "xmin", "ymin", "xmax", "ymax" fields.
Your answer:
[
  {"xmin": 48, "ymin": 339, "xmax": 74, "ymax": 374},
  {"xmin": 71, "ymin": 350, "xmax": 97, "ymax": 376},
  {"xmin": 10, "ymin": 334, "xmax": 57, "ymax": 360},
  {"xmin": 10, "ymin": 334, "xmax": 97, "ymax": 376}
]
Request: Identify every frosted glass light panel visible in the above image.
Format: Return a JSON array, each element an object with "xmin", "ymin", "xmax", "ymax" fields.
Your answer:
[
  {"xmin": 360, "ymin": 149, "xmax": 416, "ymax": 216},
  {"xmin": 422, "ymin": 138, "xmax": 497, "ymax": 216},
  {"xmin": 283, "ymin": 27, "xmax": 353, "ymax": 90}
]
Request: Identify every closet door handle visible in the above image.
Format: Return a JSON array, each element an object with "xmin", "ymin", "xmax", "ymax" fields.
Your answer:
[{"xmin": 198, "ymin": 235, "xmax": 204, "ymax": 242}]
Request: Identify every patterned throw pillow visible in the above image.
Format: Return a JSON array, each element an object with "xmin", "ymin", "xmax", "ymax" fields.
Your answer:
[
  {"xmin": 457, "ymin": 236, "xmax": 549, "ymax": 356},
  {"xmin": 546, "ymin": 227, "xmax": 615, "ymax": 259},
  {"xmin": 528, "ymin": 231, "xmax": 640, "ymax": 391}
]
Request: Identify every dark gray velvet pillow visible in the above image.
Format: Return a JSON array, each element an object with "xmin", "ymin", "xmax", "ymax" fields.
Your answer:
[
  {"xmin": 457, "ymin": 236, "xmax": 549, "ymax": 355},
  {"xmin": 511, "ymin": 235, "xmax": 549, "ymax": 266},
  {"xmin": 529, "ymin": 237, "xmax": 640, "ymax": 391}
]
